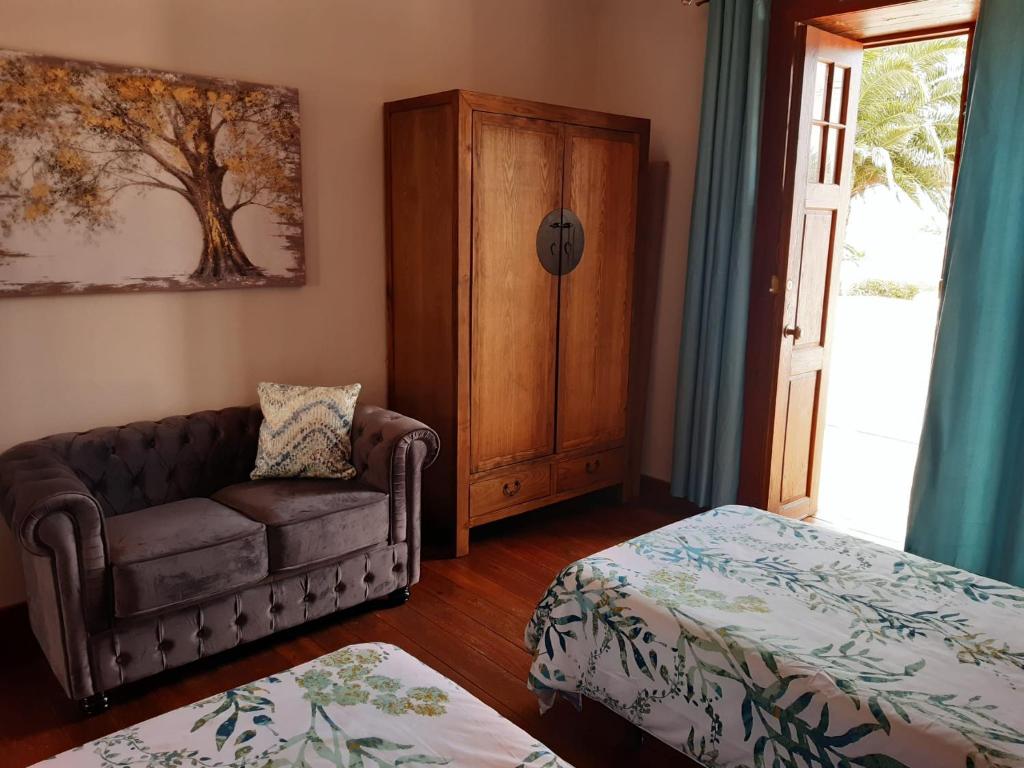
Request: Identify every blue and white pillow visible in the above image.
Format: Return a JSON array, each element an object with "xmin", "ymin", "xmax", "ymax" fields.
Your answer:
[{"xmin": 252, "ymin": 381, "xmax": 361, "ymax": 480}]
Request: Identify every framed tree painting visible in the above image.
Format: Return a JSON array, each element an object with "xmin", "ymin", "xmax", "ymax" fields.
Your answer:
[{"xmin": 0, "ymin": 50, "xmax": 304, "ymax": 296}]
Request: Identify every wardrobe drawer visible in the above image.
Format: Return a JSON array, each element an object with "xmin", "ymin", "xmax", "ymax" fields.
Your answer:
[
  {"xmin": 470, "ymin": 463, "xmax": 552, "ymax": 518},
  {"xmin": 555, "ymin": 448, "xmax": 625, "ymax": 494}
]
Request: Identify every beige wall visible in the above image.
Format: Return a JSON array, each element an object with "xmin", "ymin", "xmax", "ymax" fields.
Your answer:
[
  {"xmin": 587, "ymin": 2, "xmax": 708, "ymax": 483},
  {"xmin": 0, "ymin": 0, "xmax": 707, "ymax": 607}
]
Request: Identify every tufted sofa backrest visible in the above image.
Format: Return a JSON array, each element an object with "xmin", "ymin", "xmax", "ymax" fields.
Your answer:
[{"xmin": 37, "ymin": 405, "xmax": 264, "ymax": 517}]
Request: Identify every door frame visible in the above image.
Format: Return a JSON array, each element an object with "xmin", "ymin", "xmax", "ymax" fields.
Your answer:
[{"xmin": 737, "ymin": 0, "xmax": 979, "ymax": 509}]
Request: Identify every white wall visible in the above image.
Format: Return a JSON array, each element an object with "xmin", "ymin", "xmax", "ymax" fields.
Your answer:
[{"xmin": 0, "ymin": 0, "xmax": 707, "ymax": 606}]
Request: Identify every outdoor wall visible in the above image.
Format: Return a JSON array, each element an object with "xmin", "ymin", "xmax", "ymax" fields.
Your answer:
[{"xmin": 0, "ymin": 0, "xmax": 707, "ymax": 607}]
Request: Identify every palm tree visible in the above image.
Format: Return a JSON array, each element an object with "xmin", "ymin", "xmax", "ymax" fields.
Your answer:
[{"xmin": 853, "ymin": 37, "xmax": 967, "ymax": 211}]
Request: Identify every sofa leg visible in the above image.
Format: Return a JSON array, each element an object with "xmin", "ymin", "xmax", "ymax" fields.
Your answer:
[
  {"xmin": 386, "ymin": 586, "xmax": 411, "ymax": 606},
  {"xmin": 79, "ymin": 692, "xmax": 109, "ymax": 715}
]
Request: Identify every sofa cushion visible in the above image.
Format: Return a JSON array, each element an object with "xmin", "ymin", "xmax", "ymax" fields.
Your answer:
[
  {"xmin": 105, "ymin": 498, "xmax": 268, "ymax": 618},
  {"xmin": 212, "ymin": 479, "xmax": 389, "ymax": 572}
]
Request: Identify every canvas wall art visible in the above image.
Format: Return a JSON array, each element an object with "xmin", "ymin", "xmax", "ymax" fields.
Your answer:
[{"xmin": 0, "ymin": 50, "xmax": 304, "ymax": 296}]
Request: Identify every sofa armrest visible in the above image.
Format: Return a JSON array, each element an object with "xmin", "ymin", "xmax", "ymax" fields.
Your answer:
[
  {"xmin": 351, "ymin": 405, "xmax": 439, "ymax": 584},
  {"xmin": 0, "ymin": 441, "xmax": 110, "ymax": 696},
  {"xmin": 0, "ymin": 442, "xmax": 106, "ymax": 560},
  {"xmin": 0, "ymin": 444, "xmax": 108, "ymax": 616}
]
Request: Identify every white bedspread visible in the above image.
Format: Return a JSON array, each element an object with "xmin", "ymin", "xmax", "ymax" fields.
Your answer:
[
  {"xmin": 37, "ymin": 642, "xmax": 571, "ymax": 767},
  {"xmin": 526, "ymin": 506, "xmax": 1024, "ymax": 768}
]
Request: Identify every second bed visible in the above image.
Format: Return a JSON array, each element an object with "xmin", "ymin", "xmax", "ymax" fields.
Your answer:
[{"xmin": 526, "ymin": 505, "xmax": 1024, "ymax": 768}]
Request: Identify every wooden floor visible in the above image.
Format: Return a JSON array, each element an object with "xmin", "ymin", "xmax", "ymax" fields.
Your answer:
[{"xmin": 0, "ymin": 489, "xmax": 701, "ymax": 767}]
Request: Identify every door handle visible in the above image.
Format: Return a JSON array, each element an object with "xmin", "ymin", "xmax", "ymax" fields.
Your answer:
[
  {"xmin": 536, "ymin": 208, "xmax": 585, "ymax": 276},
  {"xmin": 560, "ymin": 210, "xmax": 584, "ymax": 275},
  {"xmin": 783, "ymin": 326, "xmax": 802, "ymax": 341}
]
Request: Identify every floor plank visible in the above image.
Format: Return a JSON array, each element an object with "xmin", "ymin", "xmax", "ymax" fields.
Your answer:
[
  {"xmin": 414, "ymin": 570, "xmax": 527, "ymax": 646},
  {"xmin": 0, "ymin": 491, "xmax": 698, "ymax": 767}
]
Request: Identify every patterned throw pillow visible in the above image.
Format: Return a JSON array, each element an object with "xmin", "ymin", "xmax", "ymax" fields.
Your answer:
[{"xmin": 252, "ymin": 382, "xmax": 362, "ymax": 480}]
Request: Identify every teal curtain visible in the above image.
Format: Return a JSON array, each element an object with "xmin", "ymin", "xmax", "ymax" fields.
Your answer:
[
  {"xmin": 906, "ymin": 0, "xmax": 1024, "ymax": 586},
  {"xmin": 671, "ymin": 0, "xmax": 769, "ymax": 507}
]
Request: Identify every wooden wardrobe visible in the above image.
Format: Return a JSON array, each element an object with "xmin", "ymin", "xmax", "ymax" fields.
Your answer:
[{"xmin": 385, "ymin": 90, "xmax": 650, "ymax": 555}]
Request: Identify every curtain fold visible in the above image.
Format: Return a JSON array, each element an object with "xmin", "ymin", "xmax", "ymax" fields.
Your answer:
[
  {"xmin": 671, "ymin": 0, "xmax": 769, "ymax": 508},
  {"xmin": 905, "ymin": 0, "xmax": 1024, "ymax": 587}
]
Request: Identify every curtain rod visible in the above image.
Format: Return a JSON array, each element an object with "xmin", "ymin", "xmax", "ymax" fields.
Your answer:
[{"xmin": 682, "ymin": 0, "xmax": 710, "ymax": 6}]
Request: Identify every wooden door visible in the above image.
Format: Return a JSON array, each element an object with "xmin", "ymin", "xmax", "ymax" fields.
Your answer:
[
  {"xmin": 556, "ymin": 126, "xmax": 639, "ymax": 453},
  {"xmin": 470, "ymin": 113, "xmax": 563, "ymax": 473},
  {"xmin": 768, "ymin": 26, "xmax": 863, "ymax": 517}
]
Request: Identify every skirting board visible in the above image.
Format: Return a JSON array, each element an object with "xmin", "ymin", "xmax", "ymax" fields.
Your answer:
[
  {"xmin": 638, "ymin": 474, "xmax": 705, "ymax": 518},
  {"xmin": 0, "ymin": 600, "xmax": 27, "ymax": 624}
]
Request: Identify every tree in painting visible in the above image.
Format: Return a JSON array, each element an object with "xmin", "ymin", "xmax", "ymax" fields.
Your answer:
[{"xmin": 0, "ymin": 51, "xmax": 302, "ymax": 285}]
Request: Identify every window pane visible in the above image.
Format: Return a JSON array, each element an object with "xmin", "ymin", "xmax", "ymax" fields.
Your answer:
[
  {"xmin": 812, "ymin": 61, "xmax": 829, "ymax": 121},
  {"xmin": 808, "ymin": 124, "xmax": 823, "ymax": 183},
  {"xmin": 824, "ymin": 127, "xmax": 842, "ymax": 184},
  {"xmin": 829, "ymin": 66, "xmax": 848, "ymax": 124}
]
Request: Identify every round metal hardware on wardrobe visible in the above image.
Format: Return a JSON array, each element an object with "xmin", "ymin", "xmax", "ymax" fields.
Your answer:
[{"xmin": 536, "ymin": 208, "xmax": 585, "ymax": 276}]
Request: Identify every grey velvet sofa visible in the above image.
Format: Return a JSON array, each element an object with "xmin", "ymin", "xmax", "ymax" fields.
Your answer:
[{"xmin": 0, "ymin": 403, "xmax": 438, "ymax": 713}]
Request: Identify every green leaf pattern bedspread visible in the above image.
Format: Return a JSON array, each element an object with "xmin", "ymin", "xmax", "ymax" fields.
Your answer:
[
  {"xmin": 36, "ymin": 643, "xmax": 572, "ymax": 768},
  {"xmin": 525, "ymin": 506, "xmax": 1024, "ymax": 768}
]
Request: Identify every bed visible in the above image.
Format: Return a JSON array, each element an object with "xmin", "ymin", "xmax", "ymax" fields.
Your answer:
[
  {"xmin": 36, "ymin": 643, "xmax": 571, "ymax": 768},
  {"xmin": 525, "ymin": 505, "xmax": 1024, "ymax": 768}
]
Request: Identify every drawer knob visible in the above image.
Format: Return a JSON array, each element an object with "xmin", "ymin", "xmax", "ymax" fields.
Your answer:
[
  {"xmin": 585, "ymin": 459, "xmax": 601, "ymax": 474},
  {"xmin": 502, "ymin": 479, "xmax": 522, "ymax": 497}
]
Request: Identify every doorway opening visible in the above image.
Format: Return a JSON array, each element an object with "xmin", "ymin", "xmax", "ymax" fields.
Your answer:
[
  {"xmin": 814, "ymin": 34, "xmax": 969, "ymax": 547},
  {"xmin": 738, "ymin": 0, "xmax": 980, "ymax": 535}
]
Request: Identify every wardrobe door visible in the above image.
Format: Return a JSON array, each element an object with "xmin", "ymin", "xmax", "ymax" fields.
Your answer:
[
  {"xmin": 470, "ymin": 113, "xmax": 563, "ymax": 473},
  {"xmin": 556, "ymin": 126, "xmax": 639, "ymax": 453}
]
